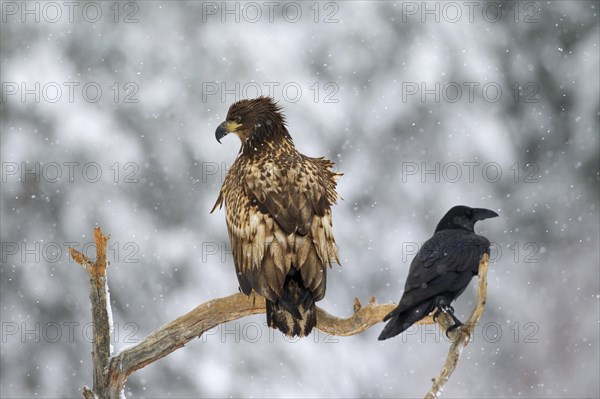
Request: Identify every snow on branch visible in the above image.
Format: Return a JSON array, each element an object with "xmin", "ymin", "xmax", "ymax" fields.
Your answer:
[
  {"xmin": 69, "ymin": 227, "xmax": 112, "ymax": 399},
  {"xmin": 69, "ymin": 228, "xmax": 489, "ymax": 399}
]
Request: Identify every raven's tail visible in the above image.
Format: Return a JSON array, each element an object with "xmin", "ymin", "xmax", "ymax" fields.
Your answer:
[
  {"xmin": 266, "ymin": 269, "xmax": 316, "ymax": 337},
  {"xmin": 378, "ymin": 299, "xmax": 433, "ymax": 341}
]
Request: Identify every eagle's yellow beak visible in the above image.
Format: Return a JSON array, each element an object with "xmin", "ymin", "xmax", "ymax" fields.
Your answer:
[{"xmin": 215, "ymin": 120, "xmax": 242, "ymax": 143}]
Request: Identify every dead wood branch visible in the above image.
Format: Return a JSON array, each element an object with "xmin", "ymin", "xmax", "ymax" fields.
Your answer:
[
  {"xmin": 69, "ymin": 228, "xmax": 488, "ymax": 399},
  {"xmin": 69, "ymin": 227, "xmax": 112, "ymax": 399},
  {"xmin": 424, "ymin": 253, "xmax": 490, "ymax": 399}
]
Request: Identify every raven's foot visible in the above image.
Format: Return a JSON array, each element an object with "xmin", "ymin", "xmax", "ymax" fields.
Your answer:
[
  {"xmin": 432, "ymin": 308, "xmax": 441, "ymax": 322},
  {"xmin": 432, "ymin": 303, "xmax": 455, "ymax": 321},
  {"xmin": 445, "ymin": 320, "xmax": 464, "ymax": 337},
  {"xmin": 433, "ymin": 304, "xmax": 463, "ymax": 337}
]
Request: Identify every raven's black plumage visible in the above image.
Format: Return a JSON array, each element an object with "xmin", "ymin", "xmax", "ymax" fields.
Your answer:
[{"xmin": 379, "ymin": 205, "xmax": 498, "ymax": 341}]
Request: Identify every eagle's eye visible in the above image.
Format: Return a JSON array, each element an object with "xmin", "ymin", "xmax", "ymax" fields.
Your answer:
[{"xmin": 234, "ymin": 115, "xmax": 242, "ymax": 123}]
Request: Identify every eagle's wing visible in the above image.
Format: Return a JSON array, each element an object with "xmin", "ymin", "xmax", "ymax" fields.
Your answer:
[
  {"xmin": 214, "ymin": 156, "xmax": 340, "ymax": 302},
  {"xmin": 245, "ymin": 157, "xmax": 339, "ymax": 233},
  {"xmin": 396, "ymin": 230, "xmax": 490, "ymax": 312}
]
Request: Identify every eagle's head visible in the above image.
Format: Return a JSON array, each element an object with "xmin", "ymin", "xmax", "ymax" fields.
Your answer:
[{"xmin": 215, "ymin": 96, "xmax": 291, "ymax": 145}]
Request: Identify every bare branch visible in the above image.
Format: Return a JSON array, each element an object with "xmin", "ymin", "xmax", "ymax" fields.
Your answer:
[
  {"xmin": 106, "ymin": 293, "xmax": 266, "ymax": 396},
  {"xmin": 69, "ymin": 228, "xmax": 487, "ymax": 398},
  {"xmin": 82, "ymin": 385, "xmax": 98, "ymax": 399},
  {"xmin": 105, "ymin": 293, "xmax": 421, "ymax": 394},
  {"xmin": 424, "ymin": 253, "xmax": 490, "ymax": 399},
  {"xmin": 69, "ymin": 247, "xmax": 93, "ymax": 272},
  {"xmin": 71, "ymin": 227, "xmax": 113, "ymax": 398},
  {"xmin": 317, "ymin": 301, "xmax": 395, "ymax": 336}
]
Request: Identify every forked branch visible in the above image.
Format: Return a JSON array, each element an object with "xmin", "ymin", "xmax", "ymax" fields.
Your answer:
[
  {"xmin": 70, "ymin": 228, "xmax": 489, "ymax": 399},
  {"xmin": 69, "ymin": 227, "xmax": 112, "ymax": 399}
]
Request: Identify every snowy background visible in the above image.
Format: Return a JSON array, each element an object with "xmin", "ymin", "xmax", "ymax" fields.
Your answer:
[{"xmin": 1, "ymin": 1, "xmax": 599, "ymax": 397}]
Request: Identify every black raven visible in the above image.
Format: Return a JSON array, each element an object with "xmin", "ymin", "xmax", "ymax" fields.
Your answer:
[{"xmin": 378, "ymin": 205, "xmax": 498, "ymax": 341}]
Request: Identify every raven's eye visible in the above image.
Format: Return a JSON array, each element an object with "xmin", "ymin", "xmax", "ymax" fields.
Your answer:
[
  {"xmin": 234, "ymin": 116, "xmax": 242, "ymax": 123},
  {"xmin": 466, "ymin": 210, "xmax": 473, "ymax": 218}
]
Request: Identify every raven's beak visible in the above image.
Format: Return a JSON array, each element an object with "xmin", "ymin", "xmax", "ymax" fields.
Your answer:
[
  {"xmin": 473, "ymin": 208, "xmax": 499, "ymax": 221},
  {"xmin": 215, "ymin": 123, "xmax": 228, "ymax": 144}
]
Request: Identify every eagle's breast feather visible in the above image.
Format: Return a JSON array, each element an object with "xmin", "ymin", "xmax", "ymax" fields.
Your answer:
[{"xmin": 213, "ymin": 147, "xmax": 340, "ymax": 303}]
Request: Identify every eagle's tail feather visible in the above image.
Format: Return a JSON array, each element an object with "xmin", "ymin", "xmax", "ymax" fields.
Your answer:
[
  {"xmin": 378, "ymin": 299, "xmax": 433, "ymax": 341},
  {"xmin": 266, "ymin": 269, "xmax": 316, "ymax": 337}
]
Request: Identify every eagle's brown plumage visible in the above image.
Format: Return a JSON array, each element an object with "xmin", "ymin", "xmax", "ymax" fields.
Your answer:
[{"xmin": 211, "ymin": 97, "xmax": 341, "ymax": 337}]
